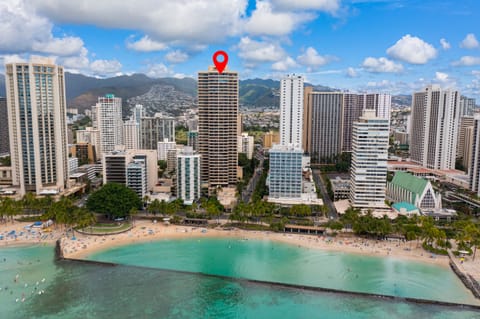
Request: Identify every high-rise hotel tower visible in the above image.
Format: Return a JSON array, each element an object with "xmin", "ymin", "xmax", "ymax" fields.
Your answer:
[
  {"xmin": 5, "ymin": 58, "xmax": 69, "ymax": 195},
  {"xmin": 280, "ymin": 74, "xmax": 304, "ymax": 146},
  {"xmin": 97, "ymin": 94, "xmax": 123, "ymax": 154},
  {"xmin": 198, "ymin": 66, "xmax": 238, "ymax": 193},
  {"xmin": 410, "ymin": 85, "xmax": 460, "ymax": 170},
  {"xmin": 349, "ymin": 109, "xmax": 389, "ymax": 208}
]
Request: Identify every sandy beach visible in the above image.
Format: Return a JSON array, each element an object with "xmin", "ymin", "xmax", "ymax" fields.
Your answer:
[
  {"xmin": 0, "ymin": 220, "xmax": 63, "ymax": 248},
  {"xmin": 0, "ymin": 219, "xmax": 457, "ymax": 267},
  {"xmin": 46, "ymin": 219, "xmax": 449, "ymax": 267}
]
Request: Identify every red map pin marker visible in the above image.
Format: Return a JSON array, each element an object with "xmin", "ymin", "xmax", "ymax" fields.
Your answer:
[{"xmin": 213, "ymin": 50, "xmax": 228, "ymax": 74}]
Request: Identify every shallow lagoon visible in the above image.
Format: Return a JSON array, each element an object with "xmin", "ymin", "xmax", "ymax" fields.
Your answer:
[
  {"xmin": 1, "ymin": 239, "xmax": 479, "ymax": 319},
  {"xmin": 89, "ymin": 237, "xmax": 479, "ymax": 304}
]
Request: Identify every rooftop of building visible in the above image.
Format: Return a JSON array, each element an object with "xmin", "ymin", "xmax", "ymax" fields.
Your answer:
[
  {"xmin": 392, "ymin": 201, "xmax": 418, "ymax": 212},
  {"xmin": 390, "ymin": 171, "xmax": 428, "ymax": 195},
  {"xmin": 387, "ymin": 160, "xmax": 418, "ymax": 166},
  {"xmin": 331, "ymin": 177, "xmax": 350, "ymax": 187},
  {"xmin": 269, "ymin": 143, "xmax": 303, "ymax": 152}
]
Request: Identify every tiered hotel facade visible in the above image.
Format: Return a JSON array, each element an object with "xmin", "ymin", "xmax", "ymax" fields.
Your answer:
[
  {"xmin": 349, "ymin": 109, "xmax": 389, "ymax": 208},
  {"xmin": 5, "ymin": 58, "xmax": 69, "ymax": 195}
]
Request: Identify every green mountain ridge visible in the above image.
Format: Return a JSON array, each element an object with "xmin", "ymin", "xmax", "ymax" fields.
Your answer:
[{"xmin": 0, "ymin": 72, "xmax": 412, "ymax": 115}]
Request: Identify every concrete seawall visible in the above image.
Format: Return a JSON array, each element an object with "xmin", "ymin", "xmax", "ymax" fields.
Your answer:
[{"xmin": 449, "ymin": 259, "xmax": 480, "ymax": 299}]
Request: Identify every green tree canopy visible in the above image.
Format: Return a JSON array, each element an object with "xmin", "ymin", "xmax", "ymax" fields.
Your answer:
[{"xmin": 86, "ymin": 183, "xmax": 141, "ymax": 219}]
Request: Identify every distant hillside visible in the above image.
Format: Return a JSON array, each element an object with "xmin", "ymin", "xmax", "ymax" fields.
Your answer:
[
  {"xmin": 66, "ymin": 74, "xmax": 198, "ymax": 116},
  {"xmin": 240, "ymin": 78, "xmax": 280, "ymax": 106},
  {"xmin": 392, "ymin": 94, "xmax": 412, "ymax": 107},
  {"xmin": 1, "ymin": 72, "xmax": 412, "ymax": 115}
]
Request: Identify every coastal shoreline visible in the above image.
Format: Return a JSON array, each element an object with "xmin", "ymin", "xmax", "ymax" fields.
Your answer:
[
  {"xmin": 56, "ymin": 220, "xmax": 450, "ymax": 268},
  {"xmin": 0, "ymin": 220, "xmax": 454, "ymax": 268},
  {"xmin": 4, "ymin": 219, "xmax": 480, "ymax": 302}
]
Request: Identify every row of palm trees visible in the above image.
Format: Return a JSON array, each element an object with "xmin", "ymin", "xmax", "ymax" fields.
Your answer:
[
  {"xmin": 145, "ymin": 198, "xmax": 184, "ymax": 216},
  {"xmin": 0, "ymin": 194, "xmax": 96, "ymax": 234},
  {"xmin": 143, "ymin": 197, "xmax": 225, "ymax": 221},
  {"xmin": 340, "ymin": 207, "xmax": 480, "ymax": 255}
]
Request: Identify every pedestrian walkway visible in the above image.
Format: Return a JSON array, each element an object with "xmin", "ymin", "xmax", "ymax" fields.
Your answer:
[{"xmin": 448, "ymin": 250, "xmax": 480, "ymax": 298}]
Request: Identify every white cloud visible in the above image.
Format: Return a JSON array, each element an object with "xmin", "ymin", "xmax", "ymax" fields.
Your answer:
[
  {"xmin": 33, "ymin": 0, "xmax": 248, "ymax": 44},
  {"xmin": 126, "ymin": 36, "xmax": 168, "ymax": 52},
  {"xmin": 362, "ymin": 57, "xmax": 403, "ymax": 73},
  {"xmin": 165, "ymin": 50, "xmax": 189, "ymax": 64},
  {"xmin": 146, "ymin": 63, "xmax": 174, "ymax": 78},
  {"xmin": 271, "ymin": 0, "xmax": 340, "ymax": 12},
  {"xmin": 460, "ymin": 33, "xmax": 479, "ymax": 49},
  {"xmin": 0, "ymin": 0, "xmax": 85, "ymax": 56},
  {"xmin": 452, "ymin": 56, "xmax": 480, "ymax": 67},
  {"xmin": 0, "ymin": 54, "xmax": 27, "ymax": 65},
  {"xmin": 272, "ymin": 56, "xmax": 298, "ymax": 71},
  {"xmin": 361, "ymin": 78, "xmax": 429, "ymax": 95},
  {"xmin": 244, "ymin": 1, "xmax": 314, "ymax": 36},
  {"xmin": 297, "ymin": 47, "xmax": 335, "ymax": 69},
  {"xmin": 466, "ymin": 79, "xmax": 480, "ymax": 95},
  {"xmin": 435, "ymin": 72, "xmax": 449, "ymax": 82},
  {"xmin": 90, "ymin": 59, "xmax": 122, "ymax": 76},
  {"xmin": 432, "ymin": 72, "xmax": 457, "ymax": 88},
  {"xmin": 386, "ymin": 34, "xmax": 437, "ymax": 64},
  {"xmin": 60, "ymin": 48, "xmax": 90, "ymax": 71},
  {"xmin": 346, "ymin": 67, "xmax": 358, "ymax": 77},
  {"xmin": 440, "ymin": 38, "xmax": 451, "ymax": 50},
  {"xmin": 473, "ymin": 70, "xmax": 480, "ymax": 78},
  {"xmin": 237, "ymin": 37, "xmax": 286, "ymax": 63},
  {"xmin": 32, "ymin": 36, "xmax": 84, "ymax": 56}
]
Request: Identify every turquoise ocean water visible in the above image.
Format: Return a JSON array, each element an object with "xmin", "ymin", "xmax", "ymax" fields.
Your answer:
[{"xmin": 0, "ymin": 238, "xmax": 479, "ymax": 319}]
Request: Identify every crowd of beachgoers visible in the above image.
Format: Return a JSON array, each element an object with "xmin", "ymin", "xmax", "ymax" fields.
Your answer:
[
  {"xmin": 0, "ymin": 220, "xmax": 63, "ymax": 246},
  {"xmin": 51, "ymin": 220, "xmax": 450, "ymax": 267},
  {"xmin": 0, "ymin": 219, "xmax": 450, "ymax": 266}
]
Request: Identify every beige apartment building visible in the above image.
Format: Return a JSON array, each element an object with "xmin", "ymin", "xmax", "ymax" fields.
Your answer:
[{"xmin": 198, "ymin": 66, "xmax": 238, "ymax": 194}]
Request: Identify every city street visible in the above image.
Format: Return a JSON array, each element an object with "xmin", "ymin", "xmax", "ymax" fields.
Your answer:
[{"xmin": 312, "ymin": 169, "xmax": 338, "ymax": 220}]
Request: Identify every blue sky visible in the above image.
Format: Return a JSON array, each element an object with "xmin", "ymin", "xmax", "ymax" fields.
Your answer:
[{"xmin": 1, "ymin": 0, "xmax": 479, "ymax": 100}]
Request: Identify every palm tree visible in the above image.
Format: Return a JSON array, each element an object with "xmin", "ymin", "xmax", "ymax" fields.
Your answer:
[
  {"xmin": 320, "ymin": 205, "xmax": 328, "ymax": 218},
  {"xmin": 191, "ymin": 202, "xmax": 198, "ymax": 214},
  {"xmin": 129, "ymin": 207, "xmax": 138, "ymax": 226},
  {"xmin": 207, "ymin": 201, "xmax": 221, "ymax": 224},
  {"xmin": 1, "ymin": 198, "xmax": 18, "ymax": 223},
  {"xmin": 143, "ymin": 195, "xmax": 150, "ymax": 210},
  {"xmin": 147, "ymin": 199, "xmax": 161, "ymax": 216}
]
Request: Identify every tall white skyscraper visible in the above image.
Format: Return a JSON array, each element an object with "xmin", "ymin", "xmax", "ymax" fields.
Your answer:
[
  {"xmin": 133, "ymin": 104, "xmax": 143, "ymax": 125},
  {"xmin": 365, "ymin": 93, "xmax": 391, "ymax": 121},
  {"xmin": 97, "ymin": 94, "xmax": 123, "ymax": 154},
  {"xmin": 349, "ymin": 109, "xmax": 389, "ymax": 209},
  {"xmin": 177, "ymin": 147, "xmax": 201, "ymax": 205},
  {"xmin": 410, "ymin": 85, "xmax": 460, "ymax": 170},
  {"xmin": 5, "ymin": 58, "xmax": 69, "ymax": 195},
  {"xmin": 469, "ymin": 114, "xmax": 480, "ymax": 195},
  {"xmin": 280, "ymin": 74, "xmax": 304, "ymax": 146}
]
